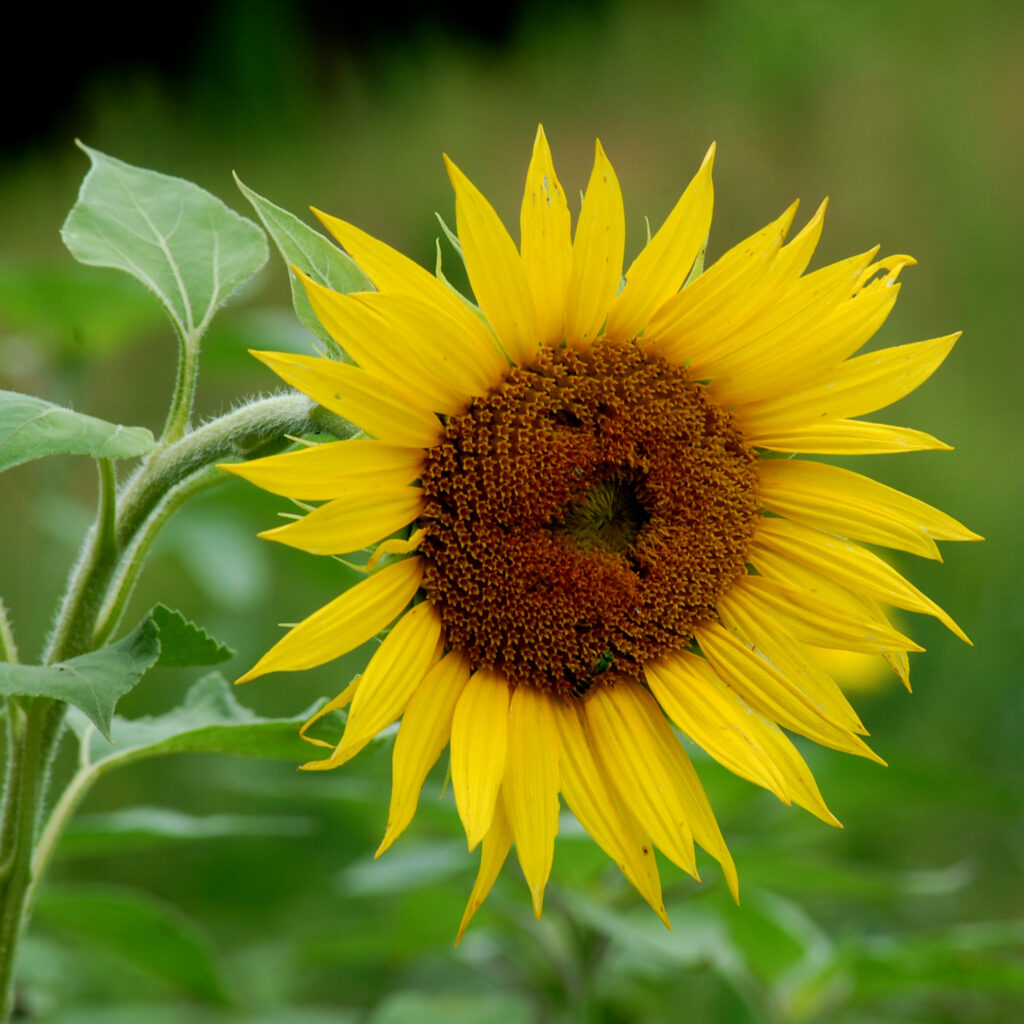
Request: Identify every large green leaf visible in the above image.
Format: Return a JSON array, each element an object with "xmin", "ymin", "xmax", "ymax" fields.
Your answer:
[
  {"xmin": 33, "ymin": 884, "xmax": 232, "ymax": 1005},
  {"xmin": 234, "ymin": 175, "xmax": 371, "ymax": 350},
  {"xmin": 150, "ymin": 604, "xmax": 235, "ymax": 668},
  {"xmin": 68, "ymin": 671, "xmax": 325, "ymax": 767},
  {"xmin": 0, "ymin": 619, "xmax": 161, "ymax": 739},
  {"xmin": 0, "ymin": 390, "xmax": 154, "ymax": 473},
  {"xmin": 58, "ymin": 806, "xmax": 311, "ymax": 859},
  {"xmin": 61, "ymin": 145, "xmax": 268, "ymax": 345}
]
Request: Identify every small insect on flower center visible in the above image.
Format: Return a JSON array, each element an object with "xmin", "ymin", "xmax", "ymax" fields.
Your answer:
[{"xmin": 419, "ymin": 340, "xmax": 761, "ymax": 698}]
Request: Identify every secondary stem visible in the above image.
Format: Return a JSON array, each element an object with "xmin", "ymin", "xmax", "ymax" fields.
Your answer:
[{"xmin": 0, "ymin": 700, "xmax": 52, "ymax": 1022}]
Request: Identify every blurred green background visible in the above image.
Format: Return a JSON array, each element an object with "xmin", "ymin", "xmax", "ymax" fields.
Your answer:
[{"xmin": 1, "ymin": 1, "xmax": 1022, "ymax": 1021}]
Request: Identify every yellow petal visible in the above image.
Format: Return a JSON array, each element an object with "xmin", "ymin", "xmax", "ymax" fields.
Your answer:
[
  {"xmin": 450, "ymin": 667, "xmax": 511, "ymax": 850},
  {"xmin": 313, "ymin": 208, "xmax": 488, "ymax": 345},
  {"xmin": 356, "ymin": 291, "xmax": 507, "ymax": 398},
  {"xmin": 377, "ymin": 650, "xmax": 471, "ymax": 855},
  {"xmin": 444, "ymin": 155, "xmax": 537, "ymax": 365},
  {"xmin": 504, "ymin": 686, "xmax": 560, "ymax": 918},
  {"xmin": 326, "ymin": 600, "xmax": 442, "ymax": 766},
  {"xmin": 235, "ymin": 556, "xmax": 422, "ymax": 683},
  {"xmin": 604, "ymin": 143, "xmax": 715, "ymax": 342},
  {"xmin": 258, "ymin": 487, "xmax": 423, "ymax": 555},
  {"xmin": 219, "ymin": 440, "xmax": 423, "ymax": 500},
  {"xmin": 738, "ymin": 334, "xmax": 960, "ymax": 433},
  {"xmin": 761, "ymin": 464, "xmax": 921, "ymax": 561},
  {"xmin": 752, "ymin": 419, "xmax": 952, "ymax": 455},
  {"xmin": 251, "ymin": 350, "xmax": 442, "ymax": 448},
  {"xmin": 749, "ymin": 544, "xmax": 906, "ymax": 636},
  {"xmin": 715, "ymin": 588, "xmax": 867, "ymax": 735},
  {"xmin": 694, "ymin": 246, "xmax": 876, "ymax": 387},
  {"xmin": 563, "ymin": 140, "xmax": 625, "ymax": 347},
  {"xmin": 758, "ymin": 459, "xmax": 979, "ymax": 559},
  {"xmin": 884, "ymin": 649, "xmax": 912, "ymax": 691},
  {"xmin": 583, "ymin": 680, "xmax": 697, "ymax": 878},
  {"xmin": 366, "ymin": 529, "xmax": 425, "ymax": 571},
  {"xmin": 627, "ymin": 678, "xmax": 739, "ymax": 900},
  {"xmin": 665, "ymin": 200, "xmax": 829, "ymax": 376},
  {"xmin": 646, "ymin": 651, "xmax": 841, "ymax": 826},
  {"xmin": 298, "ymin": 271, "xmax": 470, "ymax": 415},
  {"xmin": 753, "ymin": 518, "xmax": 970, "ymax": 643},
  {"xmin": 642, "ymin": 201, "xmax": 798, "ymax": 359},
  {"xmin": 729, "ymin": 575, "xmax": 921, "ymax": 655},
  {"xmin": 519, "ymin": 124, "xmax": 571, "ymax": 346},
  {"xmin": 713, "ymin": 256, "xmax": 914, "ymax": 406},
  {"xmin": 694, "ymin": 621, "xmax": 884, "ymax": 763},
  {"xmin": 299, "ymin": 678, "xmax": 359, "ymax": 750},
  {"xmin": 456, "ymin": 794, "xmax": 513, "ymax": 945},
  {"xmin": 554, "ymin": 699, "xmax": 668, "ymax": 925}
]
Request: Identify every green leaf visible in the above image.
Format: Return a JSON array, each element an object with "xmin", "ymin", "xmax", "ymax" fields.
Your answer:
[
  {"xmin": 58, "ymin": 806, "xmax": 312, "ymax": 859},
  {"xmin": 150, "ymin": 604, "xmax": 235, "ymax": 667},
  {"xmin": 33, "ymin": 884, "xmax": 232, "ymax": 1005},
  {"xmin": 369, "ymin": 992, "xmax": 534, "ymax": 1024},
  {"xmin": 68, "ymin": 671, "xmax": 322, "ymax": 767},
  {"xmin": 61, "ymin": 144, "xmax": 268, "ymax": 346},
  {"xmin": 0, "ymin": 390, "xmax": 154, "ymax": 473},
  {"xmin": 841, "ymin": 921, "xmax": 1024, "ymax": 1000},
  {"xmin": 0, "ymin": 619, "xmax": 161, "ymax": 739},
  {"xmin": 234, "ymin": 174, "xmax": 371, "ymax": 350}
]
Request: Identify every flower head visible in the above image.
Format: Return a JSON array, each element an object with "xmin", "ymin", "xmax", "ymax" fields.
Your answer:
[{"xmin": 225, "ymin": 127, "xmax": 979, "ymax": 937}]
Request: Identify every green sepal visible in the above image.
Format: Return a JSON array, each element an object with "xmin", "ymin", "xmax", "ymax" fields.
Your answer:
[{"xmin": 234, "ymin": 174, "xmax": 372, "ymax": 354}]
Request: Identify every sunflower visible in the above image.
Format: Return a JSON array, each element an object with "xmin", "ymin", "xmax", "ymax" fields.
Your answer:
[{"xmin": 225, "ymin": 127, "xmax": 978, "ymax": 937}]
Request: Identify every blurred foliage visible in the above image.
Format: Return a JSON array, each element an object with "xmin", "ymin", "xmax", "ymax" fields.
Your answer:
[{"xmin": 1, "ymin": 0, "xmax": 1022, "ymax": 1021}]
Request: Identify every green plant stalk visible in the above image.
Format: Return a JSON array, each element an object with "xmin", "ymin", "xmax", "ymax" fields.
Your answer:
[
  {"xmin": 0, "ymin": 699, "xmax": 52, "ymax": 1022},
  {"xmin": 91, "ymin": 464, "xmax": 226, "ymax": 649},
  {"xmin": 1, "ymin": 391, "xmax": 346, "ymax": 1022},
  {"xmin": 160, "ymin": 330, "xmax": 200, "ymax": 445}
]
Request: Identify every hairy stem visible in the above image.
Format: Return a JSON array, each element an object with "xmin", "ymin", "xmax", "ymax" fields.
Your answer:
[
  {"xmin": 160, "ymin": 331, "xmax": 200, "ymax": 445},
  {"xmin": 91, "ymin": 464, "xmax": 226, "ymax": 649},
  {"xmin": 0, "ymin": 699, "xmax": 52, "ymax": 1022}
]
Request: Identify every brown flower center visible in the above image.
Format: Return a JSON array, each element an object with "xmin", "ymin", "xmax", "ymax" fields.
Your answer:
[{"xmin": 419, "ymin": 340, "xmax": 760, "ymax": 698}]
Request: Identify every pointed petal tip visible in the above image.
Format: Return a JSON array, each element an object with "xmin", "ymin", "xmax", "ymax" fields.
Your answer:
[
  {"xmin": 531, "ymin": 889, "xmax": 544, "ymax": 919},
  {"xmin": 701, "ymin": 141, "xmax": 717, "ymax": 170}
]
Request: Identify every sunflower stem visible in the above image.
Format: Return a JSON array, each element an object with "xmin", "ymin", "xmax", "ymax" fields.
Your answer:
[
  {"xmin": 0, "ymin": 699, "xmax": 50, "ymax": 1022},
  {"xmin": 42, "ymin": 458, "xmax": 119, "ymax": 665},
  {"xmin": 90, "ymin": 464, "xmax": 226, "ymax": 649},
  {"xmin": 160, "ymin": 329, "xmax": 201, "ymax": 445}
]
